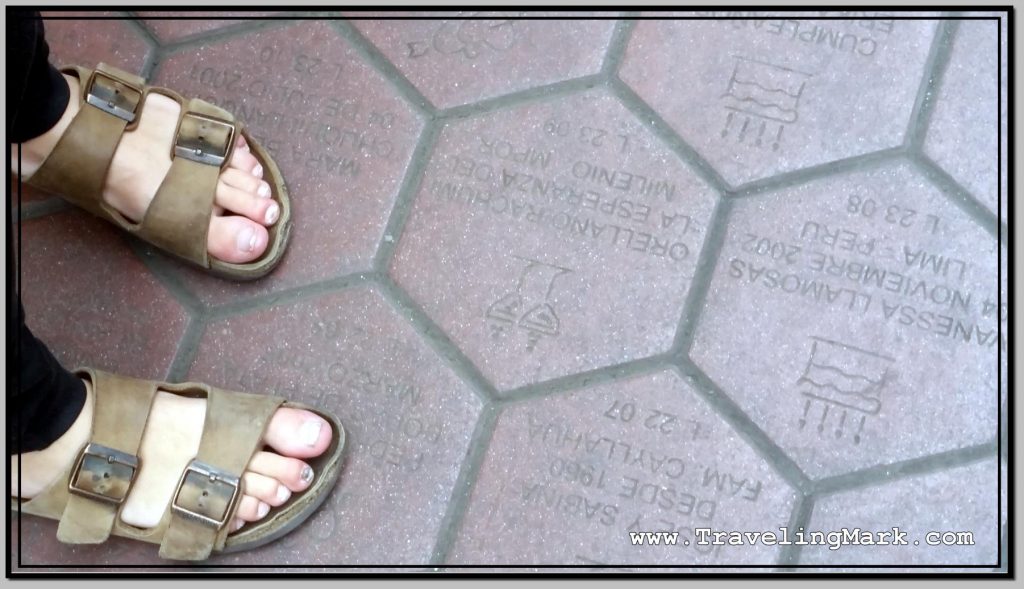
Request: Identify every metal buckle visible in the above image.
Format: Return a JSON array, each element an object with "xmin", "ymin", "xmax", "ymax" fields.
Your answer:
[
  {"xmin": 84, "ymin": 70, "xmax": 142, "ymax": 123},
  {"xmin": 170, "ymin": 460, "xmax": 241, "ymax": 529},
  {"xmin": 173, "ymin": 112, "xmax": 235, "ymax": 167},
  {"xmin": 68, "ymin": 443, "xmax": 139, "ymax": 505}
]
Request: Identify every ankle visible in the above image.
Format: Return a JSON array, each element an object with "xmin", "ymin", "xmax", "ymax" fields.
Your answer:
[
  {"xmin": 11, "ymin": 379, "xmax": 93, "ymax": 499},
  {"xmin": 11, "ymin": 74, "xmax": 80, "ymax": 179}
]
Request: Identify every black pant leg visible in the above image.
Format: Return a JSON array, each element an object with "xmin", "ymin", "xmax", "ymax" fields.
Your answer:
[
  {"xmin": 8, "ymin": 9, "xmax": 86, "ymax": 455},
  {"xmin": 7, "ymin": 9, "xmax": 70, "ymax": 143}
]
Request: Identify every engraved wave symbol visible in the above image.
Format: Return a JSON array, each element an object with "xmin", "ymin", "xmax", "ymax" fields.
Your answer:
[{"xmin": 731, "ymin": 76, "xmax": 804, "ymax": 98}]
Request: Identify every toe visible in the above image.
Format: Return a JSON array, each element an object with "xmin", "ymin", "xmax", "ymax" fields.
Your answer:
[
  {"xmin": 229, "ymin": 141, "xmax": 262, "ymax": 178},
  {"xmin": 263, "ymin": 408, "xmax": 333, "ymax": 459},
  {"xmin": 221, "ymin": 167, "xmax": 270, "ymax": 198},
  {"xmin": 248, "ymin": 451, "xmax": 314, "ymax": 493},
  {"xmin": 243, "ymin": 472, "xmax": 292, "ymax": 507},
  {"xmin": 235, "ymin": 495, "xmax": 271, "ymax": 522},
  {"xmin": 207, "ymin": 215, "xmax": 268, "ymax": 263},
  {"xmin": 216, "ymin": 179, "xmax": 279, "ymax": 226}
]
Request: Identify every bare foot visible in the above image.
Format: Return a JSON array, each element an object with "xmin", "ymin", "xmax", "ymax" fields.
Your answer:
[
  {"xmin": 12, "ymin": 73, "xmax": 279, "ymax": 264},
  {"xmin": 12, "ymin": 379, "xmax": 332, "ymax": 532}
]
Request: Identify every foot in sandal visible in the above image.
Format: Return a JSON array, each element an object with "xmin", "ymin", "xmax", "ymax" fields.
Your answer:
[
  {"xmin": 13, "ymin": 63, "xmax": 290, "ymax": 279},
  {"xmin": 11, "ymin": 369, "xmax": 345, "ymax": 560}
]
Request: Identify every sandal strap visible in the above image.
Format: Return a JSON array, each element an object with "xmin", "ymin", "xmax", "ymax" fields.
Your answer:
[
  {"xmin": 137, "ymin": 97, "xmax": 238, "ymax": 267},
  {"xmin": 57, "ymin": 369, "xmax": 157, "ymax": 544},
  {"xmin": 28, "ymin": 63, "xmax": 145, "ymax": 219},
  {"xmin": 159, "ymin": 385, "xmax": 283, "ymax": 561}
]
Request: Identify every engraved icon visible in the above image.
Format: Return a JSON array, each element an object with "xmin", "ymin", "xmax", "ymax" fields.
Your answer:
[
  {"xmin": 796, "ymin": 336, "xmax": 895, "ymax": 444},
  {"xmin": 407, "ymin": 16, "xmax": 519, "ymax": 60},
  {"xmin": 486, "ymin": 256, "xmax": 573, "ymax": 352},
  {"xmin": 720, "ymin": 56, "xmax": 813, "ymax": 151}
]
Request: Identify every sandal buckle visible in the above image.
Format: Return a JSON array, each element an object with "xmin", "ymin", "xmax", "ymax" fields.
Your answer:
[
  {"xmin": 174, "ymin": 112, "xmax": 235, "ymax": 167},
  {"xmin": 171, "ymin": 459, "xmax": 241, "ymax": 529},
  {"xmin": 68, "ymin": 443, "xmax": 139, "ymax": 505},
  {"xmin": 85, "ymin": 70, "xmax": 143, "ymax": 123}
]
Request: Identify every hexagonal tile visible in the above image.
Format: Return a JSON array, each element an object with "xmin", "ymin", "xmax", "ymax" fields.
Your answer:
[
  {"xmin": 40, "ymin": 11, "xmax": 151, "ymax": 75},
  {"xmin": 802, "ymin": 458, "xmax": 1000, "ymax": 566},
  {"xmin": 138, "ymin": 11, "xmax": 277, "ymax": 43},
  {"xmin": 187, "ymin": 286, "xmax": 482, "ymax": 565},
  {"xmin": 20, "ymin": 210, "xmax": 189, "ymax": 380},
  {"xmin": 449, "ymin": 370, "xmax": 797, "ymax": 566},
  {"xmin": 621, "ymin": 16, "xmax": 937, "ymax": 186},
  {"xmin": 391, "ymin": 89, "xmax": 717, "ymax": 391},
  {"xmin": 923, "ymin": 18, "xmax": 1006, "ymax": 220},
  {"xmin": 691, "ymin": 161, "xmax": 1000, "ymax": 480},
  {"xmin": 152, "ymin": 21, "xmax": 424, "ymax": 306},
  {"xmin": 351, "ymin": 13, "xmax": 616, "ymax": 108}
]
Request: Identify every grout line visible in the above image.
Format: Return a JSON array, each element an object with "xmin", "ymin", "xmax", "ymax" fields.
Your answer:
[
  {"xmin": 16, "ymin": 198, "xmax": 69, "ymax": 221},
  {"xmin": 672, "ymin": 359, "xmax": 813, "ymax": 495},
  {"xmin": 121, "ymin": 11, "xmax": 161, "ymax": 48},
  {"xmin": 205, "ymin": 272, "xmax": 377, "ymax": 321},
  {"xmin": 909, "ymin": 152, "xmax": 1002, "ymax": 242},
  {"xmin": 165, "ymin": 311, "xmax": 207, "ymax": 382},
  {"xmin": 731, "ymin": 146, "xmax": 905, "ymax": 199},
  {"xmin": 600, "ymin": 16, "xmax": 637, "ymax": 77},
  {"xmin": 125, "ymin": 242, "xmax": 204, "ymax": 316},
  {"xmin": 377, "ymin": 275, "xmax": 499, "ymax": 405},
  {"xmin": 498, "ymin": 353, "xmax": 671, "ymax": 405},
  {"xmin": 438, "ymin": 74, "xmax": 604, "ymax": 121},
  {"xmin": 429, "ymin": 403, "xmax": 501, "ymax": 566},
  {"xmin": 776, "ymin": 493, "xmax": 815, "ymax": 568},
  {"xmin": 811, "ymin": 441, "xmax": 997, "ymax": 497},
  {"xmin": 905, "ymin": 19, "xmax": 959, "ymax": 150},
  {"xmin": 609, "ymin": 76, "xmax": 733, "ymax": 195},
  {"xmin": 373, "ymin": 120, "xmax": 440, "ymax": 271},
  {"xmin": 672, "ymin": 194, "xmax": 732, "ymax": 355},
  {"xmin": 156, "ymin": 18, "xmax": 294, "ymax": 56},
  {"xmin": 331, "ymin": 19, "xmax": 437, "ymax": 117}
]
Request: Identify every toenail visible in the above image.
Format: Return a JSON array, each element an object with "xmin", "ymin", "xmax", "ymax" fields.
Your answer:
[
  {"xmin": 252, "ymin": 164, "xmax": 263, "ymax": 178},
  {"xmin": 301, "ymin": 465, "xmax": 315, "ymax": 485},
  {"xmin": 233, "ymin": 519, "xmax": 245, "ymax": 532},
  {"xmin": 276, "ymin": 485, "xmax": 291, "ymax": 503},
  {"xmin": 299, "ymin": 420, "xmax": 323, "ymax": 447},
  {"xmin": 258, "ymin": 182, "xmax": 271, "ymax": 198},
  {"xmin": 265, "ymin": 203, "xmax": 279, "ymax": 225},
  {"xmin": 257, "ymin": 502, "xmax": 270, "ymax": 518},
  {"xmin": 237, "ymin": 227, "xmax": 256, "ymax": 253}
]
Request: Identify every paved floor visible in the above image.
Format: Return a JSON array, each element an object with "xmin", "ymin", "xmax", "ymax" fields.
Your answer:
[{"xmin": 12, "ymin": 11, "xmax": 1008, "ymax": 573}]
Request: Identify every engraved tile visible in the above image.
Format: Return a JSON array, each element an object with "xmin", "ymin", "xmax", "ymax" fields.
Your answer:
[
  {"xmin": 802, "ymin": 458, "xmax": 1001, "ymax": 566},
  {"xmin": 351, "ymin": 14, "xmax": 616, "ymax": 108},
  {"xmin": 621, "ymin": 16, "xmax": 937, "ymax": 186},
  {"xmin": 20, "ymin": 210, "xmax": 189, "ymax": 380},
  {"xmin": 139, "ymin": 11, "xmax": 277, "ymax": 42},
  {"xmin": 152, "ymin": 22, "xmax": 423, "ymax": 306},
  {"xmin": 40, "ymin": 12, "xmax": 151, "ymax": 75},
  {"xmin": 691, "ymin": 162, "xmax": 1001, "ymax": 479},
  {"xmin": 391, "ymin": 90, "xmax": 718, "ymax": 391},
  {"xmin": 187, "ymin": 286, "xmax": 483, "ymax": 565},
  {"xmin": 923, "ymin": 18, "xmax": 1006, "ymax": 220},
  {"xmin": 449, "ymin": 370, "xmax": 797, "ymax": 566}
]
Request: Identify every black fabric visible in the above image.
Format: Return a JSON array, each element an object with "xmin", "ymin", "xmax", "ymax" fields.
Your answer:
[
  {"xmin": 7, "ymin": 10, "xmax": 70, "ymax": 143},
  {"xmin": 8, "ymin": 10, "xmax": 86, "ymax": 455}
]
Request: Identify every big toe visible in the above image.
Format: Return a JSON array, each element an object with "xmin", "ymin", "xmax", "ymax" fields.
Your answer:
[
  {"xmin": 207, "ymin": 215, "xmax": 269, "ymax": 264},
  {"xmin": 263, "ymin": 407, "xmax": 333, "ymax": 459}
]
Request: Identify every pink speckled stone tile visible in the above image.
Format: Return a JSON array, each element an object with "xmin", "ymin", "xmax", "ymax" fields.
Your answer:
[
  {"xmin": 391, "ymin": 89, "xmax": 717, "ymax": 391},
  {"xmin": 19, "ymin": 210, "xmax": 189, "ymax": 380},
  {"xmin": 621, "ymin": 15, "xmax": 936, "ymax": 186},
  {"xmin": 803, "ymin": 458, "xmax": 1001, "ymax": 566},
  {"xmin": 152, "ymin": 21, "xmax": 423, "ymax": 306},
  {"xmin": 351, "ymin": 13, "xmax": 616, "ymax": 108},
  {"xmin": 449, "ymin": 370, "xmax": 797, "ymax": 566},
  {"xmin": 138, "ymin": 11, "xmax": 278, "ymax": 42},
  {"xmin": 40, "ymin": 11, "xmax": 151, "ymax": 75},
  {"xmin": 187, "ymin": 286, "xmax": 482, "ymax": 565},
  {"xmin": 924, "ymin": 17, "xmax": 1006, "ymax": 220},
  {"xmin": 691, "ymin": 162, "xmax": 1001, "ymax": 479}
]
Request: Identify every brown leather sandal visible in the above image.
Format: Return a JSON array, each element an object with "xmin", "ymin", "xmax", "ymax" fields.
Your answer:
[
  {"xmin": 24, "ymin": 63, "xmax": 291, "ymax": 281},
  {"xmin": 12, "ymin": 368, "xmax": 346, "ymax": 561}
]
